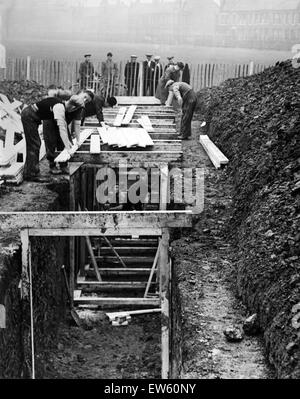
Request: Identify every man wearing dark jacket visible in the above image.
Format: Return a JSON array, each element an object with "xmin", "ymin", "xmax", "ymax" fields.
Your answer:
[
  {"xmin": 143, "ymin": 54, "xmax": 155, "ymax": 96},
  {"xmin": 165, "ymin": 80, "xmax": 197, "ymax": 140},
  {"xmin": 79, "ymin": 54, "xmax": 95, "ymax": 89},
  {"xmin": 125, "ymin": 55, "xmax": 140, "ymax": 96},
  {"xmin": 81, "ymin": 94, "xmax": 117, "ymax": 126}
]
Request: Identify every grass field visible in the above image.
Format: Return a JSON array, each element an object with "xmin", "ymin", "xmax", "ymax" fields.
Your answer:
[{"xmin": 5, "ymin": 39, "xmax": 292, "ymax": 66}]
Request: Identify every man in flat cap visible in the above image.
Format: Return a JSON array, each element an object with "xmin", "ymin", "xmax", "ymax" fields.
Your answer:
[
  {"xmin": 79, "ymin": 54, "xmax": 95, "ymax": 90},
  {"xmin": 21, "ymin": 92, "xmax": 93, "ymax": 180},
  {"xmin": 153, "ymin": 56, "xmax": 163, "ymax": 93},
  {"xmin": 125, "ymin": 55, "xmax": 140, "ymax": 96},
  {"xmin": 165, "ymin": 80, "xmax": 197, "ymax": 140},
  {"xmin": 143, "ymin": 54, "xmax": 155, "ymax": 96},
  {"xmin": 101, "ymin": 52, "xmax": 119, "ymax": 98},
  {"xmin": 43, "ymin": 90, "xmax": 94, "ymax": 175}
]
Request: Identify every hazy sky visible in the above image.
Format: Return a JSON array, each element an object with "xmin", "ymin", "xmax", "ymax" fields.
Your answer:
[{"xmin": 81, "ymin": 0, "xmax": 221, "ymax": 5}]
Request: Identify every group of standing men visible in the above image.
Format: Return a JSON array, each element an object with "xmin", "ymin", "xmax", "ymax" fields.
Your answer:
[
  {"xmin": 20, "ymin": 52, "xmax": 196, "ymax": 183},
  {"xmin": 78, "ymin": 53, "xmax": 189, "ymax": 98},
  {"xmin": 79, "ymin": 53, "xmax": 119, "ymax": 97}
]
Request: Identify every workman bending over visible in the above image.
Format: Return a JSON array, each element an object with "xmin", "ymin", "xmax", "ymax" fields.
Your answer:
[
  {"xmin": 81, "ymin": 92, "xmax": 117, "ymax": 126},
  {"xmin": 165, "ymin": 80, "xmax": 197, "ymax": 141},
  {"xmin": 21, "ymin": 93, "xmax": 92, "ymax": 181},
  {"xmin": 43, "ymin": 89, "xmax": 93, "ymax": 175}
]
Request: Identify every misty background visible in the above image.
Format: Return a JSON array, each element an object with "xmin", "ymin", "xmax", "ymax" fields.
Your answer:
[{"xmin": 0, "ymin": 0, "xmax": 297, "ymax": 64}]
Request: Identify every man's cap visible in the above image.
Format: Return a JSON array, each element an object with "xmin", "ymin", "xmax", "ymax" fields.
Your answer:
[
  {"xmin": 154, "ymin": 56, "xmax": 160, "ymax": 61},
  {"xmin": 84, "ymin": 54, "xmax": 91, "ymax": 57},
  {"xmin": 165, "ymin": 80, "xmax": 175, "ymax": 88},
  {"xmin": 146, "ymin": 54, "xmax": 153, "ymax": 57},
  {"xmin": 131, "ymin": 55, "xmax": 138, "ymax": 58},
  {"xmin": 167, "ymin": 56, "xmax": 174, "ymax": 60}
]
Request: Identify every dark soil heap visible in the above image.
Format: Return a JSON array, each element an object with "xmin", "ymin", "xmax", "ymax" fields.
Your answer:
[
  {"xmin": 0, "ymin": 80, "xmax": 47, "ymax": 104},
  {"xmin": 197, "ymin": 60, "xmax": 300, "ymax": 378}
]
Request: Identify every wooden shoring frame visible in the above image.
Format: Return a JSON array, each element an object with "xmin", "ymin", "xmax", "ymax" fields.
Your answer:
[{"xmin": 19, "ymin": 217, "xmax": 181, "ymax": 380}]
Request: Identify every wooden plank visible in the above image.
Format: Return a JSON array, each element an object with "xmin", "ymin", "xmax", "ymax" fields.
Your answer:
[
  {"xmin": 29, "ymin": 228, "xmax": 163, "ymax": 237},
  {"xmin": 144, "ymin": 239, "xmax": 161, "ymax": 298},
  {"xmin": 71, "ymin": 151, "xmax": 182, "ymax": 166},
  {"xmin": 160, "ymin": 164, "xmax": 169, "ymax": 211},
  {"xmin": 160, "ymin": 229, "xmax": 170, "ymax": 379},
  {"xmin": 116, "ymin": 96, "xmax": 161, "ymax": 106},
  {"xmin": 69, "ymin": 237, "xmax": 75, "ymax": 306},
  {"xmin": 200, "ymin": 135, "xmax": 229, "ymax": 169},
  {"xmin": 90, "ymin": 135, "xmax": 101, "ymax": 154},
  {"xmin": 0, "ymin": 304, "xmax": 6, "ymax": 329},
  {"xmin": 137, "ymin": 115, "xmax": 154, "ymax": 133},
  {"xmin": 85, "ymin": 235, "xmax": 102, "ymax": 281},
  {"xmin": 122, "ymin": 105, "xmax": 137, "ymax": 126},
  {"xmin": 74, "ymin": 290, "xmax": 82, "ymax": 300},
  {"xmin": 74, "ymin": 297, "xmax": 160, "ymax": 306},
  {"xmin": 107, "ymin": 308, "xmax": 161, "ymax": 323},
  {"xmin": 88, "ymin": 268, "xmax": 156, "ymax": 276},
  {"xmin": 78, "ymin": 282, "xmax": 149, "ymax": 291},
  {"xmin": 0, "ymin": 211, "xmax": 193, "ymax": 232},
  {"xmin": 98, "ymin": 246, "xmax": 157, "ymax": 255},
  {"xmin": 54, "ymin": 128, "xmax": 94, "ymax": 163},
  {"xmin": 92, "ymin": 256, "xmax": 153, "ymax": 264},
  {"xmin": 113, "ymin": 107, "xmax": 127, "ymax": 127}
]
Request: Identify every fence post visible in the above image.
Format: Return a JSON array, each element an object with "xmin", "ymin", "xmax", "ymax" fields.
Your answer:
[
  {"xmin": 139, "ymin": 61, "xmax": 143, "ymax": 96},
  {"xmin": 249, "ymin": 61, "xmax": 254, "ymax": 76},
  {"xmin": 26, "ymin": 56, "xmax": 31, "ymax": 80}
]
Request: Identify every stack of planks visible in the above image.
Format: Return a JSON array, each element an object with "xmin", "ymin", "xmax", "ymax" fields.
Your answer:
[
  {"xmin": 113, "ymin": 105, "xmax": 137, "ymax": 127},
  {"xmin": 0, "ymin": 94, "xmax": 46, "ymax": 185},
  {"xmin": 113, "ymin": 105, "xmax": 154, "ymax": 134},
  {"xmin": 199, "ymin": 135, "xmax": 229, "ymax": 169},
  {"xmin": 98, "ymin": 126, "xmax": 154, "ymax": 149}
]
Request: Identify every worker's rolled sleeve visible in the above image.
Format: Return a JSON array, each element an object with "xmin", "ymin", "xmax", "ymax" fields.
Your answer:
[{"xmin": 53, "ymin": 103, "xmax": 71, "ymax": 150}]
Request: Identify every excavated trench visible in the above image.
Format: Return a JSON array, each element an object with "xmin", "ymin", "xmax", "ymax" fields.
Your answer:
[{"xmin": 0, "ymin": 118, "xmax": 275, "ymax": 379}]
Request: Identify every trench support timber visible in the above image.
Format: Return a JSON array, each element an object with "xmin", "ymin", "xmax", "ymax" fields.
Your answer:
[
  {"xmin": 9, "ymin": 211, "xmax": 193, "ymax": 379},
  {"xmin": 14, "ymin": 98, "xmax": 201, "ymax": 379}
]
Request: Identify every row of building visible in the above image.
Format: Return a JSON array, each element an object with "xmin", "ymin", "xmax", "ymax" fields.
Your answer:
[{"xmin": 1, "ymin": 0, "xmax": 300, "ymax": 50}]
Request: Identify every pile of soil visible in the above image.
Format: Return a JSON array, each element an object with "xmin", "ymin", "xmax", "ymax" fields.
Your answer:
[
  {"xmin": 196, "ymin": 60, "xmax": 300, "ymax": 378},
  {"xmin": 0, "ymin": 80, "xmax": 47, "ymax": 105}
]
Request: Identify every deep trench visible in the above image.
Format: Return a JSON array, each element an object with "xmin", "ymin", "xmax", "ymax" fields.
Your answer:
[{"xmin": 0, "ymin": 120, "xmax": 274, "ymax": 380}]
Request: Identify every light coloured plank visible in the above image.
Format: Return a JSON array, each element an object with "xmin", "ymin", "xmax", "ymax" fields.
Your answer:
[
  {"xmin": 54, "ymin": 128, "xmax": 94, "ymax": 163},
  {"xmin": 113, "ymin": 107, "xmax": 127, "ymax": 127},
  {"xmin": 74, "ymin": 290, "xmax": 82, "ymax": 300},
  {"xmin": 107, "ymin": 308, "xmax": 161, "ymax": 322},
  {"xmin": 0, "ymin": 304, "xmax": 6, "ymax": 329},
  {"xmin": 200, "ymin": 135, "xmax": 229, "ymax": 169},
  {"xmin": 122, "ymin": 105, "xmax": 137, "ymax": 126},
  {"xmin": 200, "ymin": 135, "xmax": 229, "ymax": 164},
  {"xmin": 90, "ymin": 134, "xmax": 101, "ymax": 154},
  {"xmin": 115, "ymin": 96, "xmax": 161, "ymax": 106},
  {"xmin": 74, "ymin": 297, "xmax": 160, "ymax": 306},
  {"xmin": 0, "ymin": 211, "xmax": 192, "ymax": 232}
]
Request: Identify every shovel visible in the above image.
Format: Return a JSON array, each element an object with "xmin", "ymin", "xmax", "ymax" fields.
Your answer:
[{"xmin": 61, "ymin": 265, "xmax": 82, "ymax": 327}]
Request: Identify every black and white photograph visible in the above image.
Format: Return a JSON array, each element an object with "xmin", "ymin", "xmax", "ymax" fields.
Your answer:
[{"xmin": 0, "ymin": 0, "xmax": 299, "ymax": 386}]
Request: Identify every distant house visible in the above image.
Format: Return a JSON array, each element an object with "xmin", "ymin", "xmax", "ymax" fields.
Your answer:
[{"xmin": 216, "ymin": 0, "xmax": 300, "ymax": 50}]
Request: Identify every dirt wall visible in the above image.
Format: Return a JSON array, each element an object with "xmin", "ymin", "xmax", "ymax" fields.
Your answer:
[
  {"xmin": 0, "ymin": 237, "xmax": 68, "ymax": 378},
  {"xmin": 196, "ymin": 60, "xmax": 300, "ymax": 378}
]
